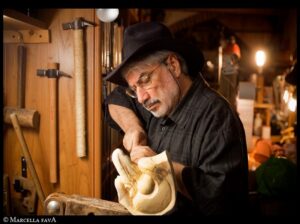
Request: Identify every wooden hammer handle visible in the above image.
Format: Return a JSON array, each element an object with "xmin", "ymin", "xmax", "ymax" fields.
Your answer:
[
  {"xmin": 48, "ymin": 63, "xmax": 59, "ymax": 183},
  {"xmin": 10, "ymin": 113, "xmax": 46, "ymax": 204},
  {"xmin": 74, "ymin": 29, "xmax": 87, "ymax": 158},
  {"xmin": 17, "ymin": 45, "xmax": 26, "ymax": 108}
]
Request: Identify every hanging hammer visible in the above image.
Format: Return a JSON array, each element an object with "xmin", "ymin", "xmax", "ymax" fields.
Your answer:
[
  {"xmin": 37, "ymin": 63, "xmax": 71, "ymax": 183},
  {"xmin": 62, "ymin": 17, "xmax": 95, "ymax": 158},
  {"xmin": 3, "ymin": 44, "xmax": 40, "ymax": 129}
]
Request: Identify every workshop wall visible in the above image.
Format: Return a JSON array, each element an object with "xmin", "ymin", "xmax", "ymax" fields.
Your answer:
[{"xmin": 3, "ymin": 9, "xmax": 102, "ymax": 215}]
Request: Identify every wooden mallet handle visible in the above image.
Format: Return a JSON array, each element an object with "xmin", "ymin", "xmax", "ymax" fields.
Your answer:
[{"xmin": 10, "ymin": 113, "xmax": 46, "ymax": 204}]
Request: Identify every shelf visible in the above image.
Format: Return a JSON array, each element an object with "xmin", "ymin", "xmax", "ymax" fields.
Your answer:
[
  {"xmin": 3, "ymin": 9, "xmax": 50, "ymax": 44},
  {"xmin": 3, "ymin": 9, "xmax": 48, "ymax": 30},
  {"xmin": 254, "ymin": 103, "xmax": 274, "ymax": 109}
]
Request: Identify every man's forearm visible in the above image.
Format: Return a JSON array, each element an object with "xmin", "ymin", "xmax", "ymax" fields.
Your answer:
[
  {"xmin": 108, "ymin": 104, "xmax": 144, "ymax": 132},
  {"xmin": 108, "ymin": 104, "xmax": 147, "ymax": 151},
  {"xmin": 172, "ymin": 162, "xmax": 191, "ymax": 200}
]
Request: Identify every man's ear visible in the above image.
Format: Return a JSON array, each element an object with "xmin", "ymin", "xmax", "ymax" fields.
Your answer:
[{"xmin": 168, "ymin": 54, "xmax": 181, "ymax": 78}]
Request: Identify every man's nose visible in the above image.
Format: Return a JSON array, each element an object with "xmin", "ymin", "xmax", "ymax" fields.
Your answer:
[{"xmin": 136, "ymin": 87, "xmax": 150, "ymax": 104}]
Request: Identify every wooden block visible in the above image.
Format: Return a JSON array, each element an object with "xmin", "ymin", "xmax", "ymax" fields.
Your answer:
[{"xmin": 44, "ymin": 192, "xmax": 130, "ymax": 215}]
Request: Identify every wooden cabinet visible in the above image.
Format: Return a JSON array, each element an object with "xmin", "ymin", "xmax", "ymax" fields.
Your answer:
[
  {"xmin": 3, "ymin": 9, "xmax": 48, "ymax": 30},
  {"xmin": 3, "ymin": 9, "xmax": 102, "ymax": 215}
]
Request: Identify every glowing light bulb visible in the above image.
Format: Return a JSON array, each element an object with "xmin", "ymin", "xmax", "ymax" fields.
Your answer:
[
  {"xmin": 288, "ymin": 97, "xmax": 297, "ymax": 112},
  {"xmin": 255, "ymin": 50, "xmax": 266, "ymax": 67},
  {"xmin": 96, "ymin": 9, "xmax": 119, "ymax": 22},
  {"xmin": 283, "ymin": 90, "xmax": 290, "ymax": 103}
]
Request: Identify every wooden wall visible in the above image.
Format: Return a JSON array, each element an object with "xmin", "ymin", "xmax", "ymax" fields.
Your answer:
[{"xmin": 3, "ymin": 9, "xmax": 102, "ymax": 214}]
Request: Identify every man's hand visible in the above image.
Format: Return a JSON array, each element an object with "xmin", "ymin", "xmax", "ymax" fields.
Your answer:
[
  {"xmin": 123, "ymin": 128, "xmax": 148, "ymax": 152},
  {"xmin": 108, "ymin": 104, "xmax": 148, "ymax": 151},
  {"xmin": 130, "ymin": 145, "xmax": 157, "ymax": 163}
]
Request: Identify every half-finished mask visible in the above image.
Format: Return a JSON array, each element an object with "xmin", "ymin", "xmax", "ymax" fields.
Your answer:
[{"xmin": 111, "ymin": 148, "xmax": 176, "ymax": 215}]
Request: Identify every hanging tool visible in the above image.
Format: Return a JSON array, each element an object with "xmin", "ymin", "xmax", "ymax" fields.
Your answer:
[
  {"xmin": 10, "ymin": 113, "xmax": 46, "ymax": 206},
  {"xmin": 4, "ymin": 107, "xmax": 39, "ymax": 128},
  {"xmin": 62, "ymin": 17, "xmax": 95, "ymax": 158},
  {"xmin": 37, "ymin": 63, "xmax": 71, "ymax": 183},
  {"xmin": 3, "ymin": 35, "xmax": 42, "ymax": 214},
  {"xmin": 17, "ymin": 44, "xmax": 26, "ymax": 108},
  {"xmin": 3, "ymin": 33, "xmax": 40, "ymax": 129}
]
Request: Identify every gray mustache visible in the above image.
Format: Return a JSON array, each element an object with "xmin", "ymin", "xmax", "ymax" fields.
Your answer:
[{"xmin": 143, "ymin": 99, "xmax": 159, "ymax": 109}]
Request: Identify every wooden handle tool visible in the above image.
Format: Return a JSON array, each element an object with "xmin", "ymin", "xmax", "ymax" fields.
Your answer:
[
  {"xmin": 74, "ymin": 29, "xmax": 87, "ymax": 158},
  {"xmin": 10, "ymin": 113, "xmax": 46, "ymax": 205},
  {"xmin": 48, "ymin": 63, "xmax": 59, "ymax": 183}
]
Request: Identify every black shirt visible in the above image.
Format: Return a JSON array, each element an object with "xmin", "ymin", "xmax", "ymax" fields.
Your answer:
[{"xmin": 105, "ymin": 76, "xmax": 248, "ymax": 216}]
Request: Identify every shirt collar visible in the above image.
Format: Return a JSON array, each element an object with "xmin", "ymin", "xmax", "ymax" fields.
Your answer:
[{"xmin": 166, "ymin": 75, "xmax": 207, "ymax": 128}]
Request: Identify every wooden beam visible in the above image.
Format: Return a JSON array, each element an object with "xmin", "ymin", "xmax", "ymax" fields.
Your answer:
[{"xmin": 4, "ymin": 30, "xmax": 50, "ymax": 44}]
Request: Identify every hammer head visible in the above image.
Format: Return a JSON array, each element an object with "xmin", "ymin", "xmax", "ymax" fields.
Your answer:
[
  {"xmin": 3, "ymin": 107, "xmax": 40, "ymax": 129},
  {"xmin": 62, "ymin": 17, "xmax": 95, "ymax": 30},
  {"xmin": 37, "ymin": 69, "xmax": 72, "ymax": 79},
  {"xmin": 37, "ymin": 69, "xmax": 59, "ymax": 78}
]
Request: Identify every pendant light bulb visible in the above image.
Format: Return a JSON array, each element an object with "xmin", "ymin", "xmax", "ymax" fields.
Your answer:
[{"xmin": 96, "ymin": 9, "xmax": 119, "ymax": 22}]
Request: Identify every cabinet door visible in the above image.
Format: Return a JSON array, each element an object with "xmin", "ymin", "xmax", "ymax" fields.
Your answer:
[{"xmin": 3, "ymin": 9, "xmax": 101, "ymax": 215}]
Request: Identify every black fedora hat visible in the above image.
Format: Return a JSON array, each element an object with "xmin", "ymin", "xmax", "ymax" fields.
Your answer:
[{"xmin": 104, "ymin": 22, "xmax": 205, "ymax": 86}]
